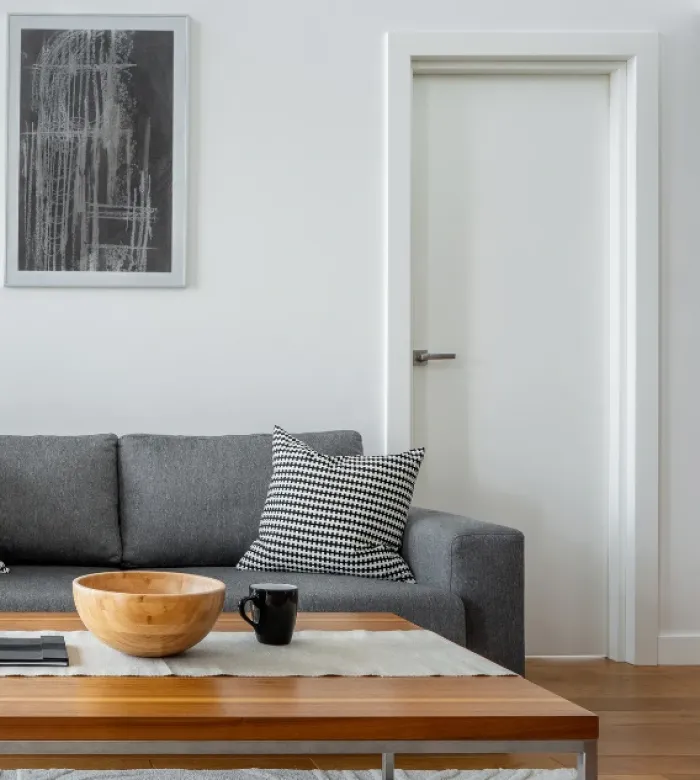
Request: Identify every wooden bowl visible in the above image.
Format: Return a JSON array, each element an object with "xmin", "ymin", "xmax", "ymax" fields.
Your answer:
[{"xmin": 73, "ymin": 571, "xmax": 226, "ymax": 657}]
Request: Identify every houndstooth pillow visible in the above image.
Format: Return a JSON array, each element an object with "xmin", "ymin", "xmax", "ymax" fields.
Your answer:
[
  {"xmin": 237, "ymin": 426, "xmax": 424, "ymax": 582},
  {"xmin": 0, "ymin": 560, "xmax": 8, "ymax": 574}
]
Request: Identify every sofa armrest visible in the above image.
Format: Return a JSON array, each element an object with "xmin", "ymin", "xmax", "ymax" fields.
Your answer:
[{"xmin": 402, "ymin": 506, "xmax": 525, "ymax": 675}]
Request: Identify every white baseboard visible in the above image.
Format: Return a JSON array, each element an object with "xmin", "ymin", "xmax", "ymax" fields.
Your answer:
[
  {"xmin": 526, "ymin": 637, "xmax": 700, "ymax": 665},
  {"xmin": 658, "ymin": 632, "xmax": 700, "ymax": 665},
  {"xmin": 526, "ymin": 655, "xmax": 606, "ymax": 661}
]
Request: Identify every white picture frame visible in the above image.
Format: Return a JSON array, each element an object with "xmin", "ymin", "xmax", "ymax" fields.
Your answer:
[{"xmin": 5, "ymin": 14, "xmax": 189, "ymax": 287}]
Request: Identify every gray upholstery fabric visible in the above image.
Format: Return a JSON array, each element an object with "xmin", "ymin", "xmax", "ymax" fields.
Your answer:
[
  {"xmin": 0, "ymin": 567, "xmax": 119, "ymax": 611},
  {"xmin": 1, "ymin": 566, "xmax": 466, "ymax": 646},
  {"xmin": 0, "ymin": 435, "xmax": 121, "ymax": 565},
  {"xmin": 118, "ymin": 432, "xmax": 364, "ymax": 568},
  {"xmin": 402, "ymin": 507, "xmax": 525, "ymax": 674}
]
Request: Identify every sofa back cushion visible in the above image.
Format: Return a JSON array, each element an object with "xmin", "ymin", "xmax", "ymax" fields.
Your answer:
[
  {"xmin": 0, "ymin": 434, "xmax": 121, "ymax": 565},
  {"xmin": 118, "ymin": 431, "xmax": 364, "ymax": 567}
]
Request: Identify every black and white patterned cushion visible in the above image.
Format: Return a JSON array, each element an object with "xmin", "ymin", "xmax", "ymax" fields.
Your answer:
[
  {"xmin": 237, "ymin": 426, "xmax": 424, "ymax": 582},
  {"xmin": 0, "ymin": 560, "xmax": 8, "ymax": 574}
]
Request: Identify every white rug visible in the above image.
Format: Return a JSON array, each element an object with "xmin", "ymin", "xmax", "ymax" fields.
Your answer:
[
  {"xmin": 0, "ymin": 631, "xmax": 513, "ymax": 677},
  {"xmin": 0, "ymin": 770, "xmax": 577, "ymax": 780}
]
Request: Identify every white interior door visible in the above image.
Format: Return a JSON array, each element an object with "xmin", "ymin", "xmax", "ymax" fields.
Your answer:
[{"xmin": 411, "ymin": 73, "xmax": 610, "ymax": 656}]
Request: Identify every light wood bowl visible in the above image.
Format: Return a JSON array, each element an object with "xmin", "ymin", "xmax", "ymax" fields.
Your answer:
[{"xmin": 73, "ymin": 571, "xmax": 226, "ymax": 658}]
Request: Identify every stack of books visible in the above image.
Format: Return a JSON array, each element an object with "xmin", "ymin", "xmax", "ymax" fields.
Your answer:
[{"xmin": 0, "ymin": 636, "xmax": 68, "ymax": 666}]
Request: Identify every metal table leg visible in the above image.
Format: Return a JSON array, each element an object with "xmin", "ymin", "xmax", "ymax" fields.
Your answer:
[
  {"xmin": 382, "ymin": 752, "xmax": 395, "ymax": 780},
  {"xmin": 577, "ymin": 740, "xmax": 598, "ymax": 779}
]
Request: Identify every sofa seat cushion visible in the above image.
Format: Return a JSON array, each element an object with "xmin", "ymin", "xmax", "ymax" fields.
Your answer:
[
  {"xmin": 0, "ymin": 435, "xmax": 121, "ymax": 565},
  {"xmin": 0, "ymin": 567, "xmax": 119, "ymax": 611},
  {"xmin": 181, "ymin": 567, "xmax": 466, "ymax": 645},
  {"xmin": 118, "ymin": 431, "xmax": 364, "ymax": 568},
  {"xmin": 1, "ymin": 567, "xmax": 466, "ymax": 646}
]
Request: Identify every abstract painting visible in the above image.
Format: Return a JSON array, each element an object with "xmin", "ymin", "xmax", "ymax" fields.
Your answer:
[{"xmin": 6, "ymin": 15, "xmax": 188, "ymax": 287}]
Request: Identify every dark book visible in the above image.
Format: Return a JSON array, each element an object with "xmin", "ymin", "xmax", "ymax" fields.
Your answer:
[{"xmin": 0, "ymin": 636, "xmax": 68, "ymax": 666}]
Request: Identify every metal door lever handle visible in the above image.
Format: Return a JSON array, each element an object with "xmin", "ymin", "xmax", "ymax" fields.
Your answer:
[{"xmin": 413, "ymin": 350, "xmax": 457, "ymax": 365}]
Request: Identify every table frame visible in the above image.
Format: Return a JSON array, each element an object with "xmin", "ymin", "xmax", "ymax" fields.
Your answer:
[{"xmin": 0, "ymin": 739, "xmax": 597, "ymax": 779}]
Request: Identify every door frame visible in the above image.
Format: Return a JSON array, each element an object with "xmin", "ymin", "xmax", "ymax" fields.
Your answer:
[{"xmin": 384, "ymin": 31, "xmax": 659, "ymax": 664}]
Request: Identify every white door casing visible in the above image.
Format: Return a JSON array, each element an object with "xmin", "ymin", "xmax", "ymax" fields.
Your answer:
[{"xmin": 384, "ymin": 32, "xmax": 659, "ymax": 664}]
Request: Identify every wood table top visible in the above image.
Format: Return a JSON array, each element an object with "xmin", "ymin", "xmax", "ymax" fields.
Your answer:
[{"xmin": 0, "ymin": 612, "xmax": 598, "ymax": 743}]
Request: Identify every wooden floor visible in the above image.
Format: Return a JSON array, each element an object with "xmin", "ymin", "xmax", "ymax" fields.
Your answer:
[
  {"xmin": 527, "ymin": 658, "xmax": 700, "ymax": 778},
  {"xmin": 1, "ymin": 659, "xmax": 698, "ymax": 778}
]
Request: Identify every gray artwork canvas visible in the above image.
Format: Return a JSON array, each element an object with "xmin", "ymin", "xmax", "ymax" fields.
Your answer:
[{"xmin": 6, "ymin": 16, "xmax": 188, "ymax": 287}]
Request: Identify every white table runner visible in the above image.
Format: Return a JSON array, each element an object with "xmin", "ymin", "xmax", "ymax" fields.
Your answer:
[{"xmin": 0, "ymin": 629, "xmax": 513, "ymax": 677}]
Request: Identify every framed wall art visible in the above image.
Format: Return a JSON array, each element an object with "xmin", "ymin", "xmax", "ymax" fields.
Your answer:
[{"xmin": 5, "ymin": 15, "xmax": 189, "ymax": 287}]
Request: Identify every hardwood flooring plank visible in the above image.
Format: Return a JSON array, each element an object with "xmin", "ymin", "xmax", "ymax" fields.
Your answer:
[
  {"xmin": 599, "ymin": 712, "xmax": 700, "ymax": 726},
  {"xmin": 599, "ymin": 776, "xmax": 667, "ymax": 780},
  {"xmin": 566, "ymin": 698, "xmax": 700, "ymax": 713},
  {"xmin": 661, "ymin": 775, "xmax": 700, "ymax": 780},
  {"xmin": 597, "ymin": 758, "xmax": 700, "ymax": 773}
]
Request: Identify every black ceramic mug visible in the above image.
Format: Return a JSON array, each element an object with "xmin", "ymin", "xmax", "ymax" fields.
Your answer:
[{"xmin": 238, "ymin": 583, "xmax": 298, "ymax": 645}]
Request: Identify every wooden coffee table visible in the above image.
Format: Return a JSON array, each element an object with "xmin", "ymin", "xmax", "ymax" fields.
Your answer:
[{"xmin": 0, "ymin": 612, "xmax": 598, "ymax": 778}]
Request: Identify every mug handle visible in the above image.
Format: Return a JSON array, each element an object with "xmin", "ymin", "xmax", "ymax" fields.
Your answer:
[{"xmin": 238, "ymin": 595, "xmax": 260, "ymax": 628}]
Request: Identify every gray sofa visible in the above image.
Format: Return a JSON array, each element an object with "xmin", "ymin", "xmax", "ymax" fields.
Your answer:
[{"xmin": 0, "ymin": 431, "xmax": 525, "ymax": 674}]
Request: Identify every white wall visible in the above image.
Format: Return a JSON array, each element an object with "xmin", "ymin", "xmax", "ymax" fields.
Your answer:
[{"xmin": 0, "ymin": 0, "xmax": 697, "ymax": 652}]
